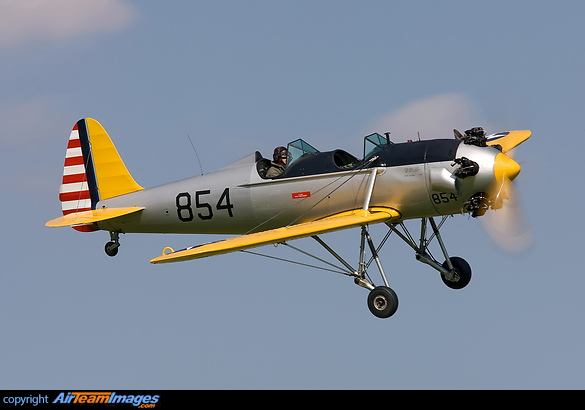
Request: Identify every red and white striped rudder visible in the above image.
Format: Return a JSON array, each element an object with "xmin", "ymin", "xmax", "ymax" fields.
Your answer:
[{"xmin": 59, "ymin": 121, "xmax": 98, "ymax": 232}]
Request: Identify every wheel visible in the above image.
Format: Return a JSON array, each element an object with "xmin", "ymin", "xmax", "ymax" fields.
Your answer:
[
  {"xmin": 367, "ymin": 286, "xmax": 399, "ymax": 318},
  {"xmin": 441, "ymin": 256, "xmax": 471, "ymax": 289},
  {"xmin": 105, "ymin": 241, "xmax": 119, "ymax": 257}
]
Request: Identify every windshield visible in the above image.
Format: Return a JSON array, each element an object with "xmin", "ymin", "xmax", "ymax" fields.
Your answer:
[
  {"xmin": 364, "ymin": 133, "xmax": 392, "ymax": 159},
  {"xmin": 286, "ymin": 139, "xmax": 320, "ymax": 169}
]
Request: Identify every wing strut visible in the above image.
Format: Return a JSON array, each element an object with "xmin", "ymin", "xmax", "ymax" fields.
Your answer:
[
  {"xmin": 361, "ymin": 226, "xmax": 389, "ymax": 287},
  {"xmin": 239, "ymin": 225, "xmax": 393, "ymax": 292},
  {"xmin": 362, "ymin": 168, "xmax": 378, "ymax": 210},
  {"xmin": 311, "ymin": 235, "xmax": 357, "ymax": 273},
  {"xmin": 309, "ymin": 227, "xmax": 391, "ymax": 291}
]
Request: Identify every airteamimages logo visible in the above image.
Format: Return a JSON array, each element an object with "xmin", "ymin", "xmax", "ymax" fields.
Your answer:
[{"xmin": 52, "ymin": 392, "xmax": 159, "ymax": 407}]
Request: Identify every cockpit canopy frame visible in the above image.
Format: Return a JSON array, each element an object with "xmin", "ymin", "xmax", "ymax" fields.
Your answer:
[
  {"xmin": 257, "ymin": 132, "xmax": 460, "ymax": 180},
  {"xmin": 363, "ymin": 132, "xmax": 393, "ymax": 160}
]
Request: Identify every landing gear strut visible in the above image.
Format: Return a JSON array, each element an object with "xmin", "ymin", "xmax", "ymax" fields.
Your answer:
[
  {"xmin": 310, "ymin": 226, "xmax": 400, "ymax": 319},
  {"xmin": 388, "ymin": 217, "xmax": 472, "ymax": 290},
  {"xmin": 310, "ymin": 216, "xmax": 471, "ymax": 318},
  {"xmin": 246, "ymin": 216, "xmax": 470, "ymax": 319}
]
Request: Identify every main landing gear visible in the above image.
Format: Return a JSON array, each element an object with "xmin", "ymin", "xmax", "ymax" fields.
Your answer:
[
  {"xmin": 367, "ymin": 286, "xmax": 399, "ymax": 319},
  {"xmin": 104, "ymin": 231, "xmax": 121, "ymax": 257},
  {"xmin": 297, "ymin": 216, "xmax": 471, "ymax": 319}
]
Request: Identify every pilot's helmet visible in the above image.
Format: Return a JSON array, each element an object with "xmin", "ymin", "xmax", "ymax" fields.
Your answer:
[{"xmin": 273, "ymin": 146, "xmax": 287, "ymax": 161}]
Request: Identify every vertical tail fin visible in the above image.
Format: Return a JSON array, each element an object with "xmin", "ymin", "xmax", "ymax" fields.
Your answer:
[{"xmin": 59, "ymin": 118, "xmax": 143, "ymax": 231}]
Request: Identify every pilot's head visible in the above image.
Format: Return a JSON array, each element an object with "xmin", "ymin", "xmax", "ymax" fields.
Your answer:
[{"xmin": 273, "ymin": 146, "xmax": 288, "ymax": 163}]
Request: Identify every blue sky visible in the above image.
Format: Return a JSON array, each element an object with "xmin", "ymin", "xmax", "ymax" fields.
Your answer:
[{"xmin": 1, "ymin": 0, "xmax": 584, "ymax": 389}]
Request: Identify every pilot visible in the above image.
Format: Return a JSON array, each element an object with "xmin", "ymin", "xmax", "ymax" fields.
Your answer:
[{"xmin": 266, "ymin": 146, "xmax": 288, "ymax": 178}]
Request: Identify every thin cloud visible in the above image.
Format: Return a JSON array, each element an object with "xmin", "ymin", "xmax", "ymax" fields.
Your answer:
[
  {"xmin": 0, "ymin": 0, "xmax": 138, "ymax": 49},
  {"xmin": 367, "ymin": 94, "xmax": 486, "ymax": 142},
  {"xmin": 0, "ymin": 97, "xmax": 71, "ymax": 201},
  {"xmin": 0, "ymin": 98, "xmax": 68, "ymax": 146}
]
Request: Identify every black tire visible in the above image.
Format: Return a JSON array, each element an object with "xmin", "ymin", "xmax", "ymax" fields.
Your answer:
[
  {"xmin": 441, "ymin": 256, "xmax": 471, "ymax": 289},
  {"xmin": 367, "ymin": 286, "xmax": 399, "ymax": 318},
  {"xmin": 105, "ymin": 241, "xmax": 119, "ymax": 257}
]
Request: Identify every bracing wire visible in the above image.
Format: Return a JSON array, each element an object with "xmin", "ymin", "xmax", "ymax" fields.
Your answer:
[{"xmin": 243, "ymin": 155, "xmax": 379, "ymax": 236}]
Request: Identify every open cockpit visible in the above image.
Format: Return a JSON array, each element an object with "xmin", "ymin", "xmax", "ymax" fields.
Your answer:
[{"xmin": 256, "ymin": 133, "xmax": 395, "ymax": 179}]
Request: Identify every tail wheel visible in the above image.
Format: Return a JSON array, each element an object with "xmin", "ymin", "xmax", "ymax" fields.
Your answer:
[
  {"xmin": 441, "ymin": 256, "xmax": 472, "ymax": 289},
  {"xmin": 367, "ymin": 286, "xmax": 399, "ymax": 319},
  {"xmin": 105, "ymin": 241, "xmax": 119, "ymax": 257}
]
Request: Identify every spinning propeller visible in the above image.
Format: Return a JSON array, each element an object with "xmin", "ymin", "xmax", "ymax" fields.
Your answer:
[{"xmin": 482, "ymin": 147, "xmax": 533, "ymax": 252}]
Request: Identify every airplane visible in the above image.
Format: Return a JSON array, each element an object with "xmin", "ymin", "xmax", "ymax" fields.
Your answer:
[{"xmin": 46, "ymin": 118, "xmax": 531, "ymax": 318}]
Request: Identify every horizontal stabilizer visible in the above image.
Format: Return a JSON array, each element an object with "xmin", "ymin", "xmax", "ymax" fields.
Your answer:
[
  {"xmin": 150, "ymin": 207, "xmax": 401, "ymax": 264},
  {"xmin": 486, "ymin": 130, "xmax": 531, "ymax": 153},
  {"xmin": 46, "ymin": 207, "xmax": 143, "ymax": 228}
]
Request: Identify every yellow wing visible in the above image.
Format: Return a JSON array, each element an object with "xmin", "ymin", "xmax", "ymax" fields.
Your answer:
[
  {"xmin": 46, "ymin": 207, "xmax": 143, "ymax": 227},
  {"xmin": 486, "ymin": 130, "xmax": 531, "ymax": 153},
  {"xmin": 150, "ymin": 207, "xmax": 401, "ymax": 264}
]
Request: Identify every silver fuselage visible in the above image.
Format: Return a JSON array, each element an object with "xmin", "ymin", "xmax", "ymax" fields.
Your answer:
[{"xmin": 97, "ymin": 141, "xmax": 501, "ymax": 235}]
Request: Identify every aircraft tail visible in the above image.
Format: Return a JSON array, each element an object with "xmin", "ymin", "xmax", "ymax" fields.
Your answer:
[{"xmin": 57, "ymin": 118, "xmax": 143, "ymax": 231}]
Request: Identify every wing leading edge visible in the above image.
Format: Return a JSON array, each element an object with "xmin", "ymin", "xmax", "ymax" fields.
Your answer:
[{"xmin": 150, "ymin": 207, "xmax": 401, "ymax": 264}]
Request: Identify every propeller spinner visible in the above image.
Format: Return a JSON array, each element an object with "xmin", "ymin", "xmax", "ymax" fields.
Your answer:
[{"xmin": 454, "ymin": 128, "xmax": 532, "ymax": 252}]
